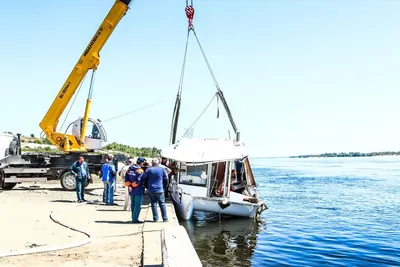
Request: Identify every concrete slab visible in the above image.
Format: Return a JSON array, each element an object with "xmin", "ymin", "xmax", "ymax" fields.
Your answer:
[
  {"xmin": 143, "ymin": 231, "xmax": 162, "ymax": 266},
  {"xmin": 0, "ymin": 182, "xmax": 202, "ymax": 267},
  {"xmin": 141, "ymin": 201, "xmax": 180, "ymax": 266},
  {"xmin": 162, "ymin": 226, "xmax": 202, "ymax": 267}
]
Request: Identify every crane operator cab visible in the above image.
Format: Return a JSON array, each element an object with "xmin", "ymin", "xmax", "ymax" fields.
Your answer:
[{"xmin": 70, "ymin": 118, "xmax": 107, "ymax": 151}]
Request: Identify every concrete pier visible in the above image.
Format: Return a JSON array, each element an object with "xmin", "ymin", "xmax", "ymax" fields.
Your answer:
[{"xmin": 0, "ymin": 182, "xmax": 202, "ymax": 267}]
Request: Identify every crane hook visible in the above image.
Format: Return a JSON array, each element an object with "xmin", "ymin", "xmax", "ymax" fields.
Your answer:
[{"xmin": 185, "ymin": 0, "xmax": 195, "ymax": 29}]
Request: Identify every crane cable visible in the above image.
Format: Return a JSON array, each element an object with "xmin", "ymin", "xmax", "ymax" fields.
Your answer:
[
  {"xmin": 169, "ymin": 1, "xmax": 194, "ymax": 144},
  {"xmin": 63, "ymin": 99, "xmax": 166, "ymax": 134},
  {"xmin": 40, "ymin": 73, "xmax": 88, "ymax": 139},
  {"xmin": 101, "ymin": 99, "xmax": 164, "ymax": 123},
  {"xmin": 176, "ymin": 0, "xmax": 224, "ymax": 140},
  {"xmin": 178, "ymin": 93, "xmax": 217, "ymax": 141},
  {"xmin": 57, "ymin": 71, "xmax": 165, "ymax": 131},
  {"xmin": 59, "ymin": 73, "xmax": 88, "ymax": 133},
  {"xmin": 185, "ymin": 1, "xmax": 221, "ymax": 91}
]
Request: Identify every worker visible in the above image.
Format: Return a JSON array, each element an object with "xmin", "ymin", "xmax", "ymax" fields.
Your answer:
[
  {"xmin": 216, "ymin": 169, "xmax": 237, "ymax": 196},
  {"xmin": 143, "ymin": 159, "xmax": 151, "ymax": 171},
  {"xmin": 125, "ymin": 157, "xmax": 146, "ymax": 223},
  {"xmin": 120, "ymin": 158, "xmax": 134, "ymax": 211},
  {"xmin": 160, "ymin": 157, "xmax": 172, "ymax": 198},
  {"xmin": 160, "ymin": 157, "xmax": 172, "ymax": 175},
  {"xmin": 91, "ymin": 123, "xmax": 100, "ymax": 139},
  {"xmin": 102, "ymin": 154, "xmax": 117, "ymax": 205},
  {"xmin": 102, "ymin": 157, "xmax": 108, "ymax": 203},
  {"xmin": 142, "ymin": 158, "xmax": 169, "ymax": 222},
  {"xmin": 231, "ymin": 169, "xmax": 237, "ymax": 182},
  {"xmin": 161, "ymin": 157, "xmax": 168, "ymax": 166},
  {"xmin": 70, "ymin": 156, "xmax": 91, "ymax": 203}
]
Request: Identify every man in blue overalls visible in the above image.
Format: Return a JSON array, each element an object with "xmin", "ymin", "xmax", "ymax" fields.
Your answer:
[
  {"xmin": 70, "ymin": 156, "xmax": 90, "ymax": 203},
  {"xmin": 102, "ymin": 154, "xmax": 117, "ymax": 205}
]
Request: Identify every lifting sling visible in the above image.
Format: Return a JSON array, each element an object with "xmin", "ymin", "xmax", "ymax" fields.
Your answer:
[{"xmin": 170, "ymin": 0, "xmax": 239, "ymax": 145}]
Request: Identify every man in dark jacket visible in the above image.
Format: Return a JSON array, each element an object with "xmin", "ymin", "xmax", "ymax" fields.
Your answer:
[
  {"xmin": 142, "ymin": 158, "xmax": 168, "ymax": 222},
  {"xmin": 70, "ymin": 156, "xmax": 90, "ymax": 203},
  {"xmin": 160, "ymin": 157, "xmax": 171, "ymax": 198},
  {"xmin": 125, "ymin": 157, "xmax": 146, "ymax": 223}
]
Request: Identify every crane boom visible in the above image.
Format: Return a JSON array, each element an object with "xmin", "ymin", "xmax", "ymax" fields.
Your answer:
[{"xmin": 39, "ymin": 0, "xmax": 132, "ymax": 153}]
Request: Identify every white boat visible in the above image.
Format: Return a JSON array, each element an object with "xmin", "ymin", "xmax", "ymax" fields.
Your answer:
[
  {"xmin": 163, "ymin": 18, "xmax": 267, "ymax": 220},
  {"xmin": 0, "ymin": 132, "xmax": 14, "ymax": 160},
  {"xmin": 161, "ymin": 137, "xmax": 267, "ymax": 220}
]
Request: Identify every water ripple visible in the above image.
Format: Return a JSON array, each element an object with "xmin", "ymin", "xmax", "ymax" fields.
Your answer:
[{"xmin": 182, "ymin": 157, "xmax": 400, "ymax": 266}]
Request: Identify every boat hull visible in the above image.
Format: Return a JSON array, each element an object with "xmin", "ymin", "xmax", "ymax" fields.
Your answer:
[
  {"xmin": 170, "ymin": 184, "xmax": 267, "ymax": 220},
  {"xmin": 193, "ymin": 197, "xmax": 265, "ymax": 218},
  {"xmin": 172, "ymin": 194, "xmax": 194, "ymax": 220}
]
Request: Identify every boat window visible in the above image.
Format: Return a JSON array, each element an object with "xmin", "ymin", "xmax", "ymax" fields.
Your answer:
[{"xmin": 180, "ymin": 164, "xmax": 208, "ymax": 186}]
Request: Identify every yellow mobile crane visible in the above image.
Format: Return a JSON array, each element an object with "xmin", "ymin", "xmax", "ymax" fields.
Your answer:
[
  {"xmin": 0, "ymin": 0, "xmax": 133, "ymax": 190},
  {"xmin": 40, "ymin": 0, "xmax": 132, "ymax": 153}
]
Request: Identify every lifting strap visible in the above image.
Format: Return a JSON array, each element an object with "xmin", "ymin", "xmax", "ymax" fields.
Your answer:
[
  {"xmin": 185, "ymin": 0, "xmax": 220, "ymax": 91},
  {"xmin": 170, "ymin": 1, "xmax": 239, "ymax": 145}
]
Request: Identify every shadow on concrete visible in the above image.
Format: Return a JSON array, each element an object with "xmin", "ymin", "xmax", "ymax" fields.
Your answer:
[
  {"xmin": 14, "ymin": 186, "xmax": 66, "ymax": 192},
  {"xmin": 96, "ymin": 209, "xmax": 126, "ymax": 212},
  {"xmin": 95, "ymin": 220, "xmax": 133, "ymax": 225},
  {"xmin": 86, "ymin": 201, "xmax": 105, "ymax": 205},
  {"xmin": 84, "ymin": 190, "xmax": 103, "ymax": 197},
  {"xmin": 144, "ymin": 219, "xmax": 157, "ymax": 223},
  {"xmin": 49, "ymin": 199, "xmax": 77, "ymax": 203},
  {"xmin": 49, "ymin": 200, "xmax": 106, "ymax": 205},
  {"xmin": 13, "ymin": 186, "xmax": 102, "ymax": 193}
]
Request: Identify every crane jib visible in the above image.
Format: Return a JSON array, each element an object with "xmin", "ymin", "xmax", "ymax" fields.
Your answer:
[
  {"xmin": 59, "ymin": 82, "xmax": 71, "ymax": 99},
  {"xmin": 83, "ymin": 27, "xmax": 103, "ymax": 57},
  {"xmin": 39, "ymin": 0, "xmax": 132, "ymax": 153}
]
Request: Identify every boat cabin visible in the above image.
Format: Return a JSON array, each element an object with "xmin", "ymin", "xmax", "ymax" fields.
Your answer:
[
  {"xmin": 169, "ymin": 157, "xmax": 260, "ymax": 204},
  {"xmin": 161, "ymin": 138, "xmax": 266, "ymax": 220}
]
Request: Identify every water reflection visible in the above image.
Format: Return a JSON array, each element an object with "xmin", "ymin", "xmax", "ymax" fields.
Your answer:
[{"xmin": 180, "ymin": 212, "xmax": 265, "ymax": 267}]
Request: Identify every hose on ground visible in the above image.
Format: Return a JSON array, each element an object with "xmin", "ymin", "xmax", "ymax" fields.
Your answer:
[{"xmin": 0, "ymin": 203, "xmax": 92, "ymax": 258}]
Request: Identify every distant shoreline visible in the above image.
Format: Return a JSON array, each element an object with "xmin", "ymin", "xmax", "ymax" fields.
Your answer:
[{"xmin": 290, "ymin": 152, "xmax": 400, "ymax": 158}]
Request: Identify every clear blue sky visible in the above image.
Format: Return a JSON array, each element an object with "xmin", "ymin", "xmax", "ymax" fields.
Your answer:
[{"xmin": 1, "ymin": 0, "xmax": 400, "ymax": 157}]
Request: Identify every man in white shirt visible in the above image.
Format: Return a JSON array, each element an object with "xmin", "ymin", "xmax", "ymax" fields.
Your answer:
[{"xmin": 119, "ymin": 158, "xmax": 134, "ymax": 211}]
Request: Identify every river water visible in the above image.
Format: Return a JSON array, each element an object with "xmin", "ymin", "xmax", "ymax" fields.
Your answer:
[{"xmin": 180, "ymin": 156, "xmax": 400, "ymax": 266}]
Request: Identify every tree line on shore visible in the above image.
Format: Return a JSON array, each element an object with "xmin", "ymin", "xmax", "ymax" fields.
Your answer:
[
  {"xmin": 18, "ymin": 133, "xmax": 161, "ymax": 158},
  {"xmin": 103, "ymin": 142, "xmax": 160, "ymax": 158},
  {"xmin": 290, "ymin": 151, "xmax": 400, "ymax": 158}
]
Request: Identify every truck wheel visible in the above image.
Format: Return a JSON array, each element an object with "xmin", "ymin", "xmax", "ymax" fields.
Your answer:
[
  {"xmin": 1, "ymin": 183, "xmax": 17, "ymax": 190},
  {"xmin": 0, "ymin": 170, "xmax": 17, "ymax": 190},
  {"xmin": 60, "ymin": 172, "xmax": 76, "ymax": 191}
]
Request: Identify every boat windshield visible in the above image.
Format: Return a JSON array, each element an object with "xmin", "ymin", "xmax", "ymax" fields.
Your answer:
[{"xmin": 180, "ymin": 164, "xmax": 208, "ymax": 186}]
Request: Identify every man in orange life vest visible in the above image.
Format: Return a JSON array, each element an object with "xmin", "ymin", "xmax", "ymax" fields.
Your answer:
[{"xmin": 124, "ymin": 157, "xmax": 146, "ymax": 223}]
